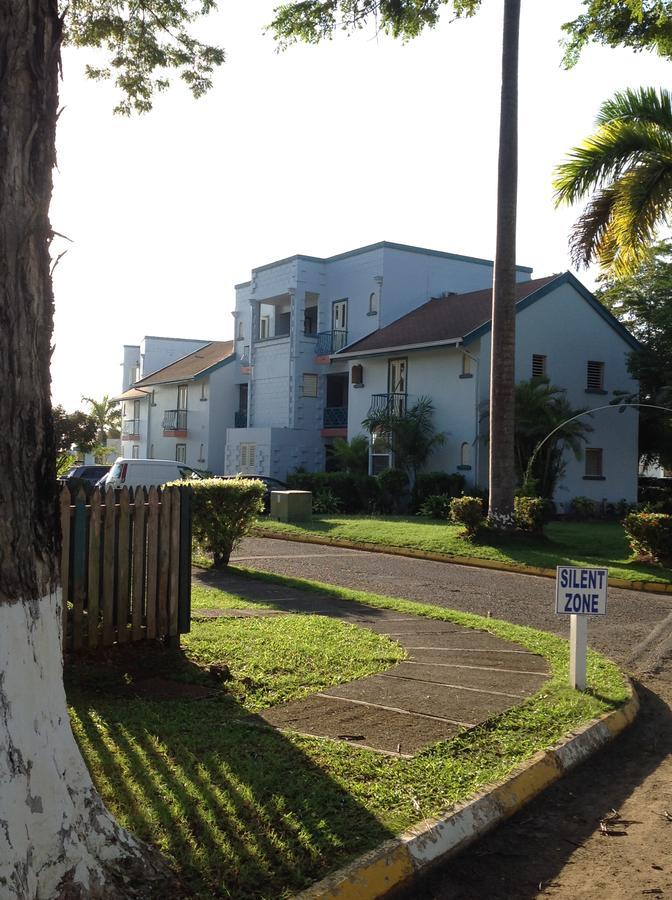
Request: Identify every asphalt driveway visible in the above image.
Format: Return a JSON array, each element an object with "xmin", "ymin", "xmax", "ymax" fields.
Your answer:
[{"xmin": 231, "ymin": 536, "xmax": 672, "ymax": 668}]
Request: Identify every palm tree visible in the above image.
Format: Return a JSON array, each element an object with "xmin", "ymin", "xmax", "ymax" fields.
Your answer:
[
  {"xmin": 363, "ymin": 396, "xmax": 445, "ymax": 487},
  {"xmin": 554, "ymin": 87, "xmax": 672, "ymax": 277},
  {"xmin": 82, "ymin": 393, "xmax": 121, "ymax": 442},
  {"xmin": 514, "ymin": 378, "xmax": 592, "ymax": 498}
]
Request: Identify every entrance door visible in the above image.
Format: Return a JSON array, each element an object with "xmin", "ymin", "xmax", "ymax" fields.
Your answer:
[{"xmin": 332, "ymin": 300, "xmax": 348, "ymax": 351}]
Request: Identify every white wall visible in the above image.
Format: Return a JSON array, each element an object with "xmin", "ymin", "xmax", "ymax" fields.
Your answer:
[
  {"xmin": 139, "ymin": 336, "xmax": 210, "ymax": 379},
  {"xmin": 472, "ymin": 281, "xmax": 639, "ymax": 505}
]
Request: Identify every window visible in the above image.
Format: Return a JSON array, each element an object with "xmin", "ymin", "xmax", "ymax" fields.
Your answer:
[
  {"xmin": 586, "ymin": 361, "xmax": 605, "ymax": 392},
  {"xmin": 532, "ymin": 354, "xmax": 547, "ymax": 378},
  {"xmin": 200, "ymin": 382, "xmax": 207, "ymax": 402},
  {"xmin": 177, "ymin": 384, "xmax": 188, "ymax": 409},
  {"xmin": 198, "ymin": 443, "xmax": 205, "ymax": 463},
  {"xmin": 459, "ymin": 442, "xmax": 471, "ymax": 469},
  {"xmin": 461, "ymin": 354, "xmax": 474, "ymax": 378},
  {"xmin": 150, "ymin": 389, "xmax": 156, "ymax": 406},
  {"xmin": 240, "ymin": 443, "xmax": 256, "ymax": 470},
  {"xmin": 237, "ymin": 319, "xmax": 244, "ymax": 340},
  {"xmin": 302, "ymin": 373, "xmax": 318, "ymax": 398},
  {"xmin": 131, "ymin": 445, "xmax": 139, "ymax": 459},
  {"xmin": 367, "ymin": 292, "xmax": 377, "ymax": 316},
  {"xmin": 149, "ymin": 444, "xmax": 154, "ymax": 459},
  {"xmin": 260, "ymin": 316, "xmax": 270, "ymax": 340},
  {"xmin": 176, "ymin": 444, "xmax": 187, "ymax": 463},
  {"xmin": 585, "ymin": 448, "xmax": 603, "ymax": 478}
]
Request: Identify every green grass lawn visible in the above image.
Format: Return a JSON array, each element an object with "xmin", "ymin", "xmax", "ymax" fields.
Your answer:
[
  {"xmin": 256, "ymin": 516, "xmax": 672, "ymax": 585},
  {"xmin": 67, "ymin": 580, "xmax": 630, "ymax": 899}
]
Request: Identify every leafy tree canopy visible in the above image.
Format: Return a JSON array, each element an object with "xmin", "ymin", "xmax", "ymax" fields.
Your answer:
[
  {"xmin": 62, "ymin": 0, "xmax": 225, "ymax": 113},
  {"xmin": 562, "ymin": 0, "xmax": 672, "ymax": 67},
  {"xmin": 270, "ymin": 0, "xmax": 480, "ymax": 46},
  {"xmin": 52, "ymin": 405, "xmax": 98, "ymax": 455},
  {"xmin": 596, "ymin": 241, "xmax": 672, "ymax": 466},
  {"xmin": 82, "ymin": 393, "xmax": 121, "ymax": 440},
  {"xmin": 553, "ymin": 86, "xmax": 672, "ymax": 277}
]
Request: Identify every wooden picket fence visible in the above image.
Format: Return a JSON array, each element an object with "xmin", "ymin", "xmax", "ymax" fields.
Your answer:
[{"xmin": 60, "ymin": 484, "xmax": 192, "ymax": 653}]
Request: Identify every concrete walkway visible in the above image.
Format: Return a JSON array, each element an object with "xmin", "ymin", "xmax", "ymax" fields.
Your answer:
[{"xmin": 194, "ymin": 569, "xmax": 548, "ymax": 757}]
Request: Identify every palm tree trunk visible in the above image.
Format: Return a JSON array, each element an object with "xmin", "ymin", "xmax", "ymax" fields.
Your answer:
[
  {"xmin": 488, "ymin": 0, "xmax": 521, "ymax": 525},
  {"xmin": 0, "ymin": 4, "xmax": 164, "ymax": 894}
]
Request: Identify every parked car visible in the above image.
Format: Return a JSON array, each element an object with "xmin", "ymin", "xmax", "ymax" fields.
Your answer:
[
  {"xmin": 105, "ymin": 458, "xmax": 206, "ymax": 491},
  {"xmin": 218, "ymin": 474, "xmax": 287, "ymax": 512},
  {"xmin": 61, "ymin": 464, "xmax": 111, "ymax": 486}
]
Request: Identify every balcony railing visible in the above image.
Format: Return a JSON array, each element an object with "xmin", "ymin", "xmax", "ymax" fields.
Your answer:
[
  {"xmin": 323, "ymin": 406, "xmax": 347, "ymax": 428},
  {"xmin": 368, "ymin": 393, "xmax": 407, "ymax": 417},
  {"xmin": 122, "ymin": 418, "xmax": 140, "ymax": 438},
  {"xmin": 162, "ymin": 409, "xmax": 188, "ymax": 433},
  {"xmin": 315, "ymin": 330, "xmax": 348, "ymax": 355},
  {"xmin": 234, "ymin": 410, "xmax": 248, "ymax": 428}
]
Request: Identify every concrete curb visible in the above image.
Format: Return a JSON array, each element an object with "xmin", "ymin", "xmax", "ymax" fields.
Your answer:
[
  {"xmin": 253, "ymin": 528, "xmax": 672, "ymax": 595},
  {"xmin": 294, "ymin": 685, "xmax": 639, "ymax": 899}
]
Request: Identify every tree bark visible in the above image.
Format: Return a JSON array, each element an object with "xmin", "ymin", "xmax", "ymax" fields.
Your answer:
[
  {"xmin": 0, "ymin": 4, "xmax": 166, "ymax": 896},
  {"xmin": 488, "ymin": 0, "xmax": 521, "ymax": 525}
]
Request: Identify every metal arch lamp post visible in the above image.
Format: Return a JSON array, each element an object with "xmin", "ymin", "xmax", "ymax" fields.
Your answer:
[{"xmin": 521, "ymin": 402, "xmax": 672, "ymax": 494}]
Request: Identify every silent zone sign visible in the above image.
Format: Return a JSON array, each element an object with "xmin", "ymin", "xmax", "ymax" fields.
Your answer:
[{"xmin": 555, "ymin": 566, "xmax": 608, "ymax": 616}]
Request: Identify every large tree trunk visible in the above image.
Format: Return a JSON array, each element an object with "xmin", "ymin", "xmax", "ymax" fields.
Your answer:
[
  {"xmin": 488, "ymin": 0, "xmax": 521, "ymax": 525},
  {"xmin": 0, "ymin": 4, "xmax": 164, "ymax": 896}
]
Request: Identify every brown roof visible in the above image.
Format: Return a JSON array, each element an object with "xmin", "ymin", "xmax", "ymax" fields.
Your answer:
[
  {"xmin": 339, "ymin": 275, "xmax": 561, "ymax": 356},
  {"xmin": 113, "ymin": 387, "xmax": 149, "ymax": 401},
  {"xmin": 133, "ymin": 340, "xmax": 235, "ymax": 387}
]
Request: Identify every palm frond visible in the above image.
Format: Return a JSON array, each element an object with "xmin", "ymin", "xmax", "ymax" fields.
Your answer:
[{"xmin": 597, "ymin": 87, "xmax": 672, "ymax": 131}]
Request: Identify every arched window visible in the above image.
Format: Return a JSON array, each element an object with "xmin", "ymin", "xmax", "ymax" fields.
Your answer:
[
  {"xmin": 460, "ymin": 442, "xmax": 470, "ymax": 467},
  {"xmin": 368, "ymin": 292, "xmax": 377, "ymax": 315}
]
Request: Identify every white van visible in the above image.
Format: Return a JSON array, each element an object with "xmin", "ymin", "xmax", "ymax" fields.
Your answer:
[{"xmin": 105, "ymin": 458, "xmax": 206, "ymax": 491}]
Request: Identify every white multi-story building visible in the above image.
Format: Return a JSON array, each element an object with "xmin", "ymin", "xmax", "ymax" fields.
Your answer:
[{"xmin": 117, "ymin": 242, "xmax": 640, "ymax": 504}]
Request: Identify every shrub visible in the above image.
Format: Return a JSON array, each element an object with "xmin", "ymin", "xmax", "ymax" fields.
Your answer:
[
  {"xmin": 413, "ymin": 472, "xmax": 466, "ymax": 511},
  {"xmin": 376, "ymin": 468, "xmax": 409, "ymax": 514},
  {"xmin": 286, "ymin": 471, "xmax": 379, "ymax": 513},
  {"xmin": 182, "ymin": 478, "xmax": 265, "ymax": 567},
  {"xmin": 569, "ymin": 495, "xmax": 597, "ymax": 520},
  {"xmin": 514, "ymin": 496, "xmax": 547, "ymax": 533},
  {"xmin": 449, "ymin": 495, "xmax": 485, "ymax": 537},
  {"xmin": 623, "ymin": 511, "xmax": 672, "ymax": 564},
  {"xmin": 312, "ymin": 489, "xmax": 343, "ymax": 514},
  {"xmin": 417, "ymin": 494, "xmax": 452, "ymax": 519}
]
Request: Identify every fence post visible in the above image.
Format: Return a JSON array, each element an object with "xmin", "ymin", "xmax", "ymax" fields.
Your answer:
[
  {"xmin": 168, "ymin": 487, "xmax": 180, "ymax": 642},
  {"xmin": 102, "ymin": 487, "xmax": 116, "ymax": 645},
  {"xmin": 132, "ymin": 491, "xmax": 146, "ymax": 642},
  {"xmin": 72, "ymin": 489, "xmax": 87, "ymax": 652},
  {"xmin": 146, "ymin": 486, "xmax": 159, "ymax": 640},
  {"xmin": 60, "ymin": 487, "xmax": 72, "ymax": 654},
  {"xmin": 178, "ymin": 485, "xmax": 192, "ymax": 635},
  {"xmin": 87, "ymin": 488, "xmax": 102, "ymax": 649},
  {"xmin": 157, "ymin": 488, "xmax": 171, "ymax": 637},
  {"xmin": 117, "ymin": 488, "xmax": 131, "ymax": 643}
]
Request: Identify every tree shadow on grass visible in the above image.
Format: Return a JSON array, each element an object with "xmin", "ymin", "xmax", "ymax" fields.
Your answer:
[{"xmin": 67, "ymin": 653, "xmax": 393, "ymax": 899}]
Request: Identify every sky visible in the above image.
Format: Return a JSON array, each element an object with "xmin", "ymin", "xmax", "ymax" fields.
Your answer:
[{"xmin": 50, "ymin": 1, "xmax": 672, "ymax": 411}]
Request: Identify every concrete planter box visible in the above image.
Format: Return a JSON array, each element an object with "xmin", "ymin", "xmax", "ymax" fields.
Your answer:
[{"xmin": 270, "ymin": 490, "xmax": 312, "ymax": 522}]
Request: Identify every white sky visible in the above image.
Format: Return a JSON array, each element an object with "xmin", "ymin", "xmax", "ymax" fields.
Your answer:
[{"xmin": 50, "ymin": 0, "xmax": 672, "ymax": 411}]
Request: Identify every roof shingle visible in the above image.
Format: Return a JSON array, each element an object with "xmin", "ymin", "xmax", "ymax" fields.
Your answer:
[{"xmin": 133, "ymin": 340, "xmax": 235, "ymax": 387}]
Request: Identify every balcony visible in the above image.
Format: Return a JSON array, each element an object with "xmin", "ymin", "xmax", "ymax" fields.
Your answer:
[
  {"xmin": 323, "ymin": 407, "xmax": 347, "ymax": 428},
  {"xmin": 122, "ymin": 419, "xmax": 140, "ymax": 440},
  {"xmin": 234, "ymin": 410, "xmax": 248, "ymax": 428},
  {"xmin": 162, "ymin": 409, "xmax": 188, "ymax": 437},
  {"xmin": 315, "ymin": 330, "xmax": 348, "ymax": 357},
  {"xmin": 368, "ymin": 393, "xmax": 407, "ymax": 417}
]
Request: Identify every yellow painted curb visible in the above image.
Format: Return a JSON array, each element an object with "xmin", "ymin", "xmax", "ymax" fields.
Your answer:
[
  {"xmin": 293, "ymin": 681, "xmax": 639, "ymax": 899},
  {"xmin": 253, "ymin": 528, "xmax": 672, "ymax": 595}
]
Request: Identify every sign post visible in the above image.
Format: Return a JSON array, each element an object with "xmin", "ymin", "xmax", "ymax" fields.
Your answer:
[{"xmin": 555, "ymin": 566, "xmax": 608, "ymax": 691}]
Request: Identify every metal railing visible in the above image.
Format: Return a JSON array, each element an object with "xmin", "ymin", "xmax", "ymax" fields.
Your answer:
[
  {"xmin": 234, "ymin": 410, "xmax": 248, "ymax": 428},
  {"xmin": 122, "ymin": 418, "xmax": 140, "ymax": 437},
  {"xmin": 315, "ymin": 330, "xmax": 348, "ymax": 355},
  {"xmin": 163, "ymin": 409, "xmax": 188, "ymax": 431},
  {"xmin": 368, "ymin": 393, "xmax": 407, "ymax": 416},
  {"xmin": 323, "ymin": 407, "xmax": 347, "ymax": 428}
]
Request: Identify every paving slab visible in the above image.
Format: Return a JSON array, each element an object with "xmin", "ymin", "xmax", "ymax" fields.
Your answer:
[
  {"xmin": 407, "ymin": 647, "xmax": 548, "ymax": 672},
  {"xmin": 386, "ymin": 661, "xmax": 549, "ymax": 695},
  {"xmin": 321, "ymin": 674, "xmax": 523, "ymax": 723},
  {"xmin": 257, "ymin": 694, "xmax": 462, "ymax": 756},
  {"xmin": 401, "ymin": 630, "xmax": 528, "ymax": 650}
]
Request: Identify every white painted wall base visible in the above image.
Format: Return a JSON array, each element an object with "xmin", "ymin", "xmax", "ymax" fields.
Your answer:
[{"xmin": 0, "ymin": 591, "xmax": 160, "ymax": 898}]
